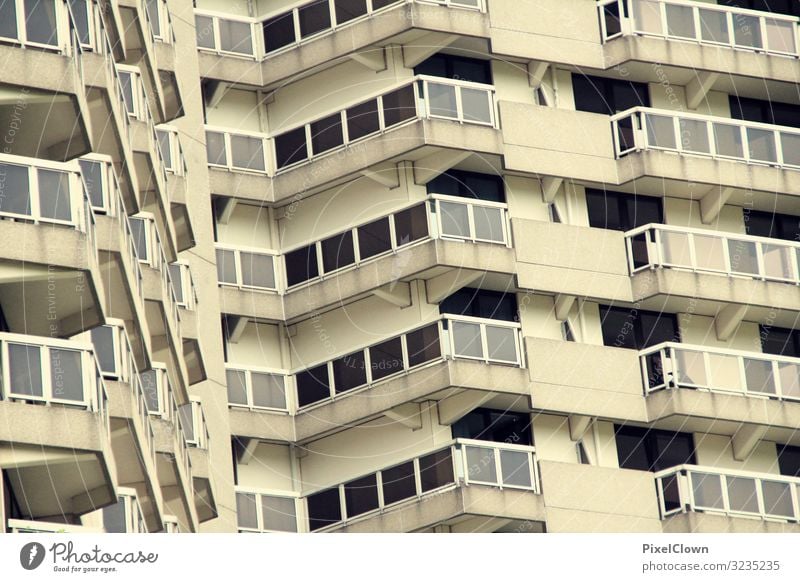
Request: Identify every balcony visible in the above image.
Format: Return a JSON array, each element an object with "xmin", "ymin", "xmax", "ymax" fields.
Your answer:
[
  {"xmin": 0, "ymin": 154, "xmax": 105, "ymax": 337},
  {"xmin": 178, "ymin": 398, "xmax": 217, "ymax": 523},
  {"xmin": 235, "ymin": 439, "xmax": 542, "ymax": 533},
  {"xmin": 656, "ymin": 465, "xmax": 800, "ymax": 532},
  {"xmin": 217, "ymin": 197, "xmax": 514, "ymax": 321},
  {"xmin": 598, "ymin": 0, "xmax": 800, "ymax": 85},
  {"xmin": 195, "ymin": 0, "xmax": 488, "ymax": 88},
  {"xmin": 88, "ymin": 487, "xmax": 149, "ymax": 533},
  {"xmin": 144, "ymin": 0, "xmax": 182, "ymax": 121},
  {"xmin": 227, "ymin": 315, "xmax": 528, "ymax": 442},
  {"xmin": 207, "ymin": 76, "xmax": 501, "ymax": 202},
  {"xmin": 0, "ymin": 332, "xmax": 117, "ymax": 521},
  {"xmin": 156, "ymin": 126, "xmax": 194, "ymax": 252},
  {"xmin": 0, "ymin": 1, "xmax": 93, "ymax": 160}
]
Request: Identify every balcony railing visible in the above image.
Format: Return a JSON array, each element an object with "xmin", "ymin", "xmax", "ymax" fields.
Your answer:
[
  {"xmin": 599, "ymin": 0, "xmax": 800, "ymax": 57},
  {"xmin": 7, "ymin": 519, "xmax": 101, "ymax": 533},
  {"xmin": 205, "ymin": 76, "xmax": 497, "ymax": 175},
  {"xmin": 611, "ymin": 106, "xmax": 800, "ymax": 170},
  {"xmin": 215, "ymin": 243, "xmax": 278, "ymax": 291},
  {"xmin": 0, "ymin": 332, "xmax": 108, "ymax": 414},
  {"xmin": 656, "ymin": 465, "xmax": 800, "ymax": 523},
  {"xmin": 235, "ymin": 439, "xmax": 537, "ymax": 533},
  {"xmin": 625, "ymin": 224, "xmax": 800, "ymax": 284},
  {"xmin": 195, "ymin": 0, "xmax": 485, "ymax": 60},
  {"xmin": 227, "ymin": 315, "xmax": 523, "ymax": 412},
  {"xmin": 101, "ymin": 487, "xmax": 148, "ymax": 533},
  {"xmin": 178, "ymin": 399, "xmax": 209, "ymax": 450},
  {"xmin": 640, "ymin": 341, "xmax": 800, "ymax": 402},
  {"xmin": 429, "ymin": 194, "xmax": 510, "ymax": 245}
]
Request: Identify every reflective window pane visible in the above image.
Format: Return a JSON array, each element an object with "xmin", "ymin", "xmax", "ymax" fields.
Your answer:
[
  {"xmin": 439, "ymin": 201, "xmax": 469, "ymax": 238},
  {"xmin": 733, "ymin": 14, "xmax": 762, "ymax": 49},
  {"xmin": 691, "ymin": 472, "xmax": 724, "ymax": 509},
  {"xmin": 144, "ymin": 0, "xmax": 160, "ymax": 38},
  {"xmin": 310, "ymin": 113, "xmax": 344, "ymax": 155},
  {"xmin": 381, "ymin": 460, "xmax": 416, "ymax": 505},
  {"xmin": 195, "ymin": 15, "xmax": 215, "ymax": 49},
  {"xmin": 357, "ymin": 216, "xmax": 391, "ymax": 259},
  {"xmin": 762, "ymin": 244, "xmax": 793, "ymax": 280},
  {"xmin": 394, "ymin": 203, "xmax": 428, "ymax": 246},
  {"xmin": 713, "ymin": 123, "xmax": 744, "ymax": 158},
  {"xmin": 252, "ymin": 372, "xmax": 287, "ymax": 409},
  {"xmin": 727, "ymin": 477, "xmax": 759, "ymax": 514},
  {"xmin": 765, "ymin": 18, "xmax": 795, "ymax": 53},
  {"xmin": 240, "ymin": 252, "xmax": 275, "ymax": 289},
  {"xmin": 103, "ymin": 499, "xmax": 126, "ymax": 533},
  {"xmin": 332, "ymin": 350, "xmax": 367, "ymax": 393},
  {"xmin": 665, "ymin": 4, "xmax": 695, "ymax": 38},
  {"xmin": 335, "ymin": 0, "xmax": 367, "ymax": 25},
  {"xmin": 90, "ymin": 326, "xmax": 116, "ymax": 375},
  {"xmin": 140, "ymin": 369, "xmax": 160, "ymax": 411},
  {"xmin": 215, "ymin": 248, "xmax": 237, "ymax": 284},
  {"xmin": 236, "ymin": 492, "xmax": 257, "ymax": 529},
  {"xmin": 500, "ymin": 450, "xmax": 532, "ymax": 488},
  {"xmin": 79, "ymin": 160, "xmax": 104, "ymax": 208},
  {"xmin": 419, "ymin": 449, "xmax": 454, "ymax": 492},
  {"xmin": 343, "ymin": 474, "xmax": 379, "ymax": 518},
  {"xmin": 674, "ymin": 349, "xmax": 707, "ymax": 387},
  {"xmin": 295, "ymin": 363, "xmax": 330, "ymax": 407},
  {"xmin": 473, "ymin": 206, "xmax": 504, "ymax": 242},
  {"xmin": 263, "ymin": 12, "xmax": 295, "ymax": 53},
  {"xmin": 0, "ymin": 163, "xmax": 31, "ymax": 216},
  {"xmin": 38, "ymin": 169, "xmax": 71, "ymax": 222},
  {"xmin": 262, "ymin": 496, "xmax": 297, "ymax": 532},
  {"xmin": 218, "ymin": 19, "xmax": 252, "ymax": 55},
  {"xmin": 747, "ymin": 128, "xmax": 777, "ymax": 163},
  {"xmin": 728, "ymin": 239, "xmax": 759, "ymax": 275},
  {"xmin": 427, "ymin": 82, "xmax": 457, "ymax": 119},
  {"xmin": 298, "ymin": 0, "xmax": 331, "ymax": 38},
  {"xmin": 285, "ymin": 244, "xmax": 319, "ymax": 286},
  {"xmin": 369, "ymin": 336, "xmax": 403, "ymax": 381},
  {"xmin": 226, "ymin": 369, "xmax": 248, "ymax": 406},
  {"xmin": 0, "ymin": 0, "xmax": 18, "ymax": 39},
  {"xmin": 406, "ymin": 323, "xmax": 441, "ymax": 368},
  {"xmin": 646, "ymin": 114, "xmax": 677, "ymax": 149},
  {"xmin": 346, "ymin": 99, "xmax": 380, "ymax": 141},
  {"xmin": 778, "ymin": 362, "xmax": 800, "ymax": 399},
  {"xmin": 699, "ymin": 9, "xmax": 728, "ymax": 44},
  {"xmin": 230, "ymin": 135, "xmax": 265, "ymax": 171},
  {"xmin": 168, "ymin": 264, "xmax": 184, "ymax": 303},
  {"xmin": 744, "ymin": 358, "xmax": 776, "ymax": 395},
  {"xmin": 451, "ymin": 321, "xmax": 483, "ymax": 359},
  {"xmin": 780, "ymin": 133, "xmax": 800, "ymax": 167},
  {"xmin": 321, "ymin": 230, "xmax": 355, "ymax": 273},
  {"xmin": 485, "ymin": 325, "xmax": 517, "ymax": 363},
  {"xmin": 307, "ymin": 487, "xmax": 341, "ymax": 531},
  {"xmin": 679, "ymin": 118, "xmax": 710, "ymax": 154},
  {"xmin": 632, "ymin": 0, "xmax": 662, "ymax": 35},
  {"xmin": 382, "ymin": 85, "xmax": 417, "ymax": 127},
  {"xmin": 205, "ymin": 131, "xmax": 227, "ymax": 166},
  {"xmin": 275, "ymin": 127, "xmax": 308, "ymax": 169},
  {"xmin": 8, "ymin": 343, "xmax": 43, "ymax": 397},
  {"xmin": 762, "ymin": 480, "xmax": 794, "ymax": 518},
  {"xmin": 461, "ymin": 88, "xmax": 492, "ymax": 124},
  {"xmin": 692, "ymin": 234, "xmax": 726, "ymax": 272},
  {"xmin": 25, "ymin": 0, "xmax": 58, "ymax": 46},
  {"xmin": 466, "ymin": 445, "xmax": 497, "ymax": 484}
]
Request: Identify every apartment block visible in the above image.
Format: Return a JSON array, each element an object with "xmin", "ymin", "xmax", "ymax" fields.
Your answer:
[{"xmin": 2, "ymin": 0, "xmax": 800, "ymax": 535}]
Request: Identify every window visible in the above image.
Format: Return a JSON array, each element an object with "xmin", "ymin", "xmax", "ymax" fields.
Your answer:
[
  {"xmin": 240, "ymin": 252, "xmax": 275, "ymax": 289},
  {"xmin": 730, "ymin": 96, "xmax": 800, "ymax": 129},
  {"xmin": 760, "ymin": 326, "xmax": 800, "ymax": 358},
  {"xmin": 8, "ymin": 344, "xmax": 43, "ymax": 397},
  {"xmin": 205, "ymin": 131, "xmax": 227, "ymax": 166},
  {"xmin": 103, "ymin": 499, "xmax": 127, "ymax": 533},
  {"xmin": 79, "ymin": 160, "xmax": 104, "ymax": 208},
  {"xmin": 215, "ymin": 248, "xmax": 237, "ymax": 284},
  {"xmin": 381, "ymin": 85, "xmax": 417, "ymax": 127},
  {"xmin": 285, "ymin": 244, "xmax": 319, "ymax": 286},
  {"xmin": 275, "ymin": 127, "xmax": 308, "ymax": 169},
  {"xmin": 346, "ymin": 99, "xmax": 380, "ymax": 141},
  {"xmin": 452, "ymin": 408, "xmax": 533, "ymax": 445},
  {"xmin": 419, "ymin": 449, "xmax": 454, "ymax": 492},
  {"xmin": 0, "ymin": 1, "xmax": 17, "ymax": 39},
  {"xmin": 406, "ymin": 323, "xmax": 441, "ymax": 367},
  {"xmin": 236, "ymin": 492, "xmax": 257, "ymax": 530},
  {"xmin": 0, "ymin": 163, "xmax": 30, "ymax": 216},
  {"xmin": 168, "ymin": 264, "xmax": 184, "ymax": 303},
  {"xmin": 393, "ymin": 203, "xmax": 428, "ymax": 246},
  {"xmin": 263, "ymin": 12, "xmax": 295, "ymax": 53},
  {"xmin": 69, "ymin": 0, "xmax": 91, "ymax": 46},
  {"xmin": 25, "ymin": 0, "xmax": 58, "ymax": 46},
  {"xmin": 262, "ymin": 496, "xmax": 296, "ymax": 532},
  {"xmin": 307, "ymin": 488, "xmax": 341, "ymax": 531},
  {"xmin": 295, "ymin": 363, "xmax": 330, "ymax": 407},
  {"xmin": 777, "ymin": 443, "xmax": 800, "ymax": 477},
  {"xmin": 91, "ymin": 326, "xmax": 117, "ymax": 376},
  {"xmin": 218, "ymin": 19, "xmax": 252, "ymax": 54},
  {"xmin": 343, "ymin": 474, "xmax": 379, "ymax": 518},
  {"xmin": 38, "ymin": 169, "xmax": 70, "ymax": 222},
  {"xmin": 414, "ymin": 53, "xmax": 493, "ymax": 85},
  {"xmin": 585, "ymin": 189, "xmax": 663, "ymax": 231},
  {"xmin": 331, "ymin": 350, "xmax": 367, "ymax": 393},
  {"xmin": 310, "ymin": 113, "xmax": 344, "ymax": 155},
  {"xmin": 745, "ymin": 210, "xmax": 800, "ymax": 242},
  {"xmin": 440, "ymin": 288, "xmax": 518, "ymax": 322},
  {"xmin": 118, "ymin": 70, "xmax": 135, "ymax": 115},
  {"xmin": 356, "ymin": 216, "xmax": 391, "ymax": 259},
  {"xmin": 321, "ymin": 230, "xmax": 355, "ymax": 273},
  {"xmin": 599, "ymin": 305, "xmax": 679, "ymax": 350},
  {"xmin": 230, "ymin": 135, "xmax": 264, "ymax": 171},
  {"xmin": 720, "ymin": 0, "xmax": 800, "ymax": 18},
  {"xmin": 572, "ymin": 74, "xmax": 650, "ymax": 115},
  {"xmin": 299, "ymin": 1, "xmax": 331, "ymax": 38},
  {"xmin": 381, "ymin": 460, "xmax": 416, "ymax": 505},
  {"xmin": 368, "ymin": 337, "xmax": 403, "ymax": 381},
  {"xmin": 426, "ymin": 170, "xmax": 505, "ymax": 203},
  {"xmin": 614, "ymin": 425, "xmax": 696, "ymax": 472},
  {"xmin": 335, "ymin": 0, "xmax": 367, "ymax": 24},
  {"xmin": 129, "ymin": 217, "xmax": 149, "ymax": 261}
]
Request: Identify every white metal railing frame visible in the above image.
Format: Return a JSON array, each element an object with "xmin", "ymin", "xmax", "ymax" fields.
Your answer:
[
  {"xmin": 179, "ymin": 398, "xmax": 209, "ymax": 449},
  {"xmin": 78, "ymin": 153, "xmax": 119, "ymax": 215},
  {"xmin": 598, "ymin": 0, "xmax": 800, "ymax": 58},
  {"xmin": 214, "ymin": 242, "xmax": 280, "ymax": 292},
  {"xmin": 625, "ymin": 222, "xmax": 800, "ymax": 284},
  {"xmin": 67, "ymin": 0, "xmax": 101, "ymax": 52},
  {"xmin": 225, "ymin": 363, "xmax": 292, "ymax": 413},
  {"xmin": 0, "ymin": 331, "xmax": 108, "ymax": 413},
  {"xmin": 163, "ymin": 515, "xmax": 181, "ymax": 533},
  {"xmin": 156, "ymin": 125, "xmax": 186, "ymax": 176},
  {"xmin": 168, "ymin": 261, "xmax": 197, "ymax": 310},
  {"xmin": 639, "ymin": 340, "xmax": 800, "ymax": 402},
  {"xmin": 0, "ymin": 0, "xmax": 73, "ymax": 53},
  {"xmin": 140, "ymin": 361, "xmax": 170, "ymax": 418},
  {"xmin": 87, "ymin": 317, "xmax": 138, "ymax": 384},
  {"xmin": 234, "ymin": 486, "xmax": 304, "ymax": 533},
  {"xmin": 204, "ymin": 125, "xmax": 270, "ymax": 174},
  {"xmin": 0, "ymin": 153, "xmax": 91, "ymax": 232},
  {"xmin": 428, "ymin": 193, "xmax": 511, "ymax": 246},
  {"xmin": 116, "ymin": 64, "xmax": 147, "ymax": 121},
  {"xmin": 443, "ymin": 313, "xmax": 524, "ymax": 366},
  {"xmin": 655, "ymin": 464, "xmax": 800, "ymax": 523},
  {"xmin": 144, "ymin": 0, "xmax": 174, "ymax": 44},
  {"xmin": 194, "ymin": 0, "xmax": 485, "ymax": 61},
  {"xmin": 7, "ymin": 519, "xmax": 102, "ymax": 533},
  {"xmin": 417, "ymin": 74, "xmax": 497, "ymax": 127},
  {"xmin": 611, "ymin": 106, "xmax": 800, "ymax": 170},
  {"xmin": 129, "ymin": 212, "xmax": 158, "ymax": 267},
  {"xmin": 302, "ymin": 438, "xmax": 539, "ymax": 531}
]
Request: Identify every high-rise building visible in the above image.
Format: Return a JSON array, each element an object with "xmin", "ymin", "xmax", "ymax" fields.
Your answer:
[{"xmin": 2, "ymin": 0, "xmax": 800, "ymax": 534}]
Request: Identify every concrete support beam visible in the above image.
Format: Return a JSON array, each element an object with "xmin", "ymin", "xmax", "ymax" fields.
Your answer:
[
  {"xmin": 413, "ymin": 150, "xmax": 471, "ymax": 185},
  {"xmin": 350, "ymin": 47, "xmax": 386, "ymax": 71},
  {"xmin": 686, "ymin": 72, "xmax": 720, "ymax": 110},
  {"xmin": 425, "ymin": 269, "xmax": 482, "ymax": 304},
  {"xmin": 360, "ymin": 161, "xmax": 400, "ymax": 188},
  {"xmin": 554, "ymin": 294, "xmax": 576, "ymax": 321},
  {"xmin": 215, "ymin": 196, "xmax": 237, "ymax": 225},
  {"xmin": 373, "ymin": 282, "xmax": 412, "ymax": 308},
  {"xmin": 541, "ymin": 176, "xmax": 563, "ymax": 203},
  {"xmin": 384, "ymin": 403, "xmax": 423, "ymax": 430},
  {"xmin": 527, "ymin": 60, "xmax": 549, "ymax": 89},
  {"xmin": 714, "ymin": 303, "xmax": 747, "ymax": 341},
  {"xmin": 226, "ymin": 316, "xmax": 249, "ymax": 344},
  {"xmin": 700, "ymin": 186, "xmax": 734, "ymax": 225},
  {"xmin": 236, "ymin": 438, "xmax": 259, "ymax": 465},
  {"xmin": 732, "ymin": 424, "xmax": 768, "ymax": 461},
  {"xmin": 568, "ymin": 414, "xmax": 592, "ymax": 441},
  {"xmin": 438, "ymin": 390, "xmax": 495, "ymax": 425},
  {"xmin": 402, "ymin": 33, "xmax": 458, "ymax": 68}
]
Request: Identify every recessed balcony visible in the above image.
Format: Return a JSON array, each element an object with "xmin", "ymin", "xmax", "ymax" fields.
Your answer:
[
  {"xmin": 206, "ymin": 75, "xmax": 502, "ymax": 202},
  {"xmin": 156, "ymin": 126, "xmax": 194, "ymax": 252},
  {"xmin": 227, "ymin": 315, "xmax": 528, "ymax": 442},
  {"xmin": 0, "ymin": 332, "xmax": 117, "ymax": 521},
  {"xmin": 87, "ymin": 487, "xmax": 149, "ymax": 533},
  {"xmin": 656, "ymin": 465, "xmax": 800, "ymax": 532},
  {"xmin": 195, "ymin": 0, "xmax": 489, "ymax": 88},
  {"xmin": 235, "ymin": 438, "xmax": 542, "ymax": 533}
]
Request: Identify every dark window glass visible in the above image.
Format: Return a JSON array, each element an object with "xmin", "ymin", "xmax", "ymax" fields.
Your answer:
[
  {"xmin": 38, "ymin": 169, "xmax": 71, "ymax": 221},
  {"xmin": 452, "ymin": 408, "xmax": 533, "ymax": 445},
  {"xmin": 298, "ymin": 0, "xmax": 331, "ymax": 38},
  {"xmin": 602, "ymin": 0, "xmax": 621, "ymax": 36},
  {"xmin": 343, "ymin": 474, "xmax": 379, "ymax": 517},
  {"xmin": 285, "ymin": 244, "xmax": 319, "ymax": 287},
  {"xmin": 426, "ymin": 170, "xmax": 505, "ymax": 203},
  {"xmin": 332, "ymin": 350, "xmax": 367, "ymax": 393},
  {"xmin": 335, "ymin": 0, "xmax": 367, "ymax": 24},
  {"xmin": 585, "ymin": 189, "xmax": 663, "ymax": 232},
  {"xmin": 0, "ymin": 0, "xmax": 17, "ymax": 39},
  {"xmin": 394, "ymin": 203, "xmax": 428, "ymax": 245},
  {"xmin": 720, "ymin": 0, "xmax": 800, "ymax": 19},
  {"xmin": 90, "ymin": 326, "xmax": 116, "ymax": 375},
  {"xmin": 572, "ymin": 74, "xmax": 650, "ymax": 115},
  {"xmin": 382, "ymin": 85, "xmax": 417, "ymax": 127},
  {"xmin": 275, "ymin": 127, "xmax": 308, "ymax": 168},
  {"xmin": 129, "ymin": 217, "xmax": 148, "ymax": 261},
  {"xmin": 614, "ymin": 425, "xmax": 696, "ymax": 472},
  {"xmin": 295, "ymin": 363, "xmax": 330, "ymax": 407},
  {"xmin": 103, "ymin": 500, "xmax": 126, "ymax": 533},
  {"xmin": 8, "ymin": 344, "xmax": 43, "ymax": 397},
  {"xmin": 263, "ymin": 12, "xmax": 296, "ymax": 53},
  {"xmin": 310, "ymin": 113, "xmax": 344, "ymax": 155},
  {"xmin": 79, "ymin": 160, "xmax": 104, "ymax": 208},
  {"xmin": 25, "ymin": 0, "xmax": 58, "ymax": 46},
  {"xmin": 369, "ymin": 336, "xmax": 403, "ymax": 381},
  {"xmin": 599, "ymin": 305, "xmax": 679, "ymax": 350},
  {"xmin": 777, "ymin": 443, "xmax": 800, "ymax": 477},
  {"xmin": 321, "ymin": 230, "xmax": 355, "ymax": 273},
  {"xmin": 69, "ymin": 0, "xmax": 90, "ymax": 45},
  {"xmin": 0, "ymin": 162, "xmax": 31, "ymax": 216},
  {"xmin": 406, "ymin": 323, "xmax": 441, "ymax": 368},
  {"xmin": 307, "ymin": 487, "xmax": 341, "ymax": 531},
  {"xmin": 346, "ymin": 99, "xmax": 380, "ymax": 141},
  {"xmin": 414, "ymin": 54, "xmax": 492, "ymax": 85},
  {"xmin": 729, "ymin": 95, "xmax": 800, "ymax": 129},
  {"xmin": 419, "ymin": 449, "xmax": 454, "ymax": 492},
  {"xmin": 372, "ymin": 0, "xmax": 401, "ymax": 9},
  {"xmin": 439, "ymin": 287, "xmax": 518, "ymax": 322},
  {"xmin": 760, "ymin": 326, "xmax": 800, "ymax": 358},
  {"xmin": 357, "ymin": 216, "xmax": 392, "ymax": 259},
  {"xmin": 745, "ymin": 210, "xmax": 800, "ymax": 242},
  {"xmin": 381, "ymin": 460, "xmax": 416, "ymax": 505}
]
